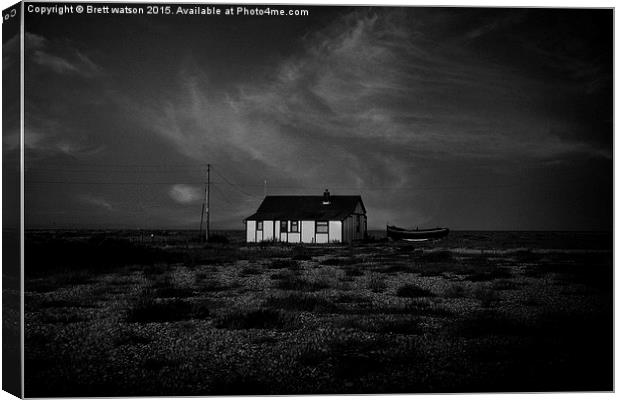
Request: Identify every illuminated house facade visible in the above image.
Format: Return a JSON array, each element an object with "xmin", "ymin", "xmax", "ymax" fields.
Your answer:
[{"xmin": 244, "ymin": 190, "xmax": 367, "ymax": 244}]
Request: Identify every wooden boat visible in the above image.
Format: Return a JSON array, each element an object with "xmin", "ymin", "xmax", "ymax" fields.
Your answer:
[{"xmin": 386, "ymin": 225, "xmax": 449, "ymax": 242}]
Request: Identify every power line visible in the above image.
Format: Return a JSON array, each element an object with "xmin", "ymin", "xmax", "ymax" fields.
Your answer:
[
  {"xmin": 212, "ymin": 183, "xmax": 234, "ymax": 205},
  {"xmin": 24, "ymin": 179, "xmax": 584, "ymax": 191},
  {"xmin": 25, "ymin": 180, "xmax": 213, "ymax": 185},
  {"xmin": 212, "ymin": 167, "xmax": 258, "ymax": 198},
  {"xmin": 30, "ymin": 162, "xmax": 209, "ymax": 168},
  {"xmin": 27, "ymin": 168, "xmax": 204, "ymax": 174}
]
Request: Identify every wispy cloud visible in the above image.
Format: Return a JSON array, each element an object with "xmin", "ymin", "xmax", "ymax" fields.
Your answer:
[
  {"xmin": 26, "ymin": 32, "xmax": 103, "ymax": 78},
  {"xmin": 80, "ymin": 194, "xmax": 113, "ymax": 211},
  {"xmin": 24, "ymin": 33, "xmax": 108, "ymax": 160},
  {"xmin": 24, "ymin": 125, "xmax": 106, "ymax": 161},
  {"xmin": 137, "ymin": 9, "xmax": 609, "ymax": 180}
]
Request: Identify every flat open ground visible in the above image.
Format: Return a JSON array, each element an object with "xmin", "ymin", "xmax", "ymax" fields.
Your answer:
[{"xmin": 22, "ymin": 230, "xmax": 612, "ymax": 396}]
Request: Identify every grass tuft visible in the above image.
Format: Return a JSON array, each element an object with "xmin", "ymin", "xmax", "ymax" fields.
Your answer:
[
  {"xmin": 214, "ymin": 308, "xmax": 292, "ymax": 330},
  {"xmin": 263, "ymin": 293, "xmax": 338, "ymax": 313},
  {"xmin": 274, "ymin": 271, "xmax": 330, "ymax": 291},
  {"xmin": 114, "ymin": 331, "xmax": 152, "ymax": 346},
  {"xmin": 343, "ymin": 267, "xmax": 364, "ymax": 277},
  {"xmin": 404, "ymin": 298, "xmax": 452, "ymax": 317},
  {"xmin": 443, "ymin": 283, "xmax": 467, "ymax": 298},
  {"xmin": 467, "ymin": 267, "xmax": 513, "ymax": 282},
  {"xmin": 207, "ymin": 234, "xmax": 229, "ymax": 244},
  {"xmin": 492, "ymin": 279, "xmax": 519, "ymax": 291},
  {"xmin": 418, "ymin": 250, "xmax": 454, "ymax": 263},
  {"xmin": 451, "ymin": 310, "xmax": 528, "ymax": 337},
  {"xmin": 339, "ymin": 315, "xmax": 423, "ymax": 334},
  {"xmin": 367, "ymin": 273, "xmax": 387, "ymax": 293},
  {"xmin": 126, "ymin": 290, "xmax": 210, "ymax": 322},
  {"xmin": 322, "ymin": 257, "xmax": 358, "ymax": 266},
  {"xmin": 240, "ymin": 265, "xmax": 262, "ymax": 276},
  {"xmin": 291, "ymin": 247, "xmax": 312, "ymax": 261},
  {"xmin": 380, "ymin": 264, "xmax": 416, "ymax": 274},
  {"xmin": 396, "ymin": 283, "xmax": 435, "ymax": 298},
  {"xmin": 269, "ymin": 259, "xmax": 301, "ymax": 270},
  {"xmin": 473, "ymin": 286, "xmax": 500, "ymax": 308}
]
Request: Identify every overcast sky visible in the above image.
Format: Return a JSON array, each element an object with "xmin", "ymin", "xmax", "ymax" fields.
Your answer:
[{"xmin": 15, "ymin": 6, "xmax": 612, "ymax": 230}]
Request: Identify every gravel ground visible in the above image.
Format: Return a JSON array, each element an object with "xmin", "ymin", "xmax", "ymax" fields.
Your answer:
[{"xmin": 23, "ymin": 233, "xmax": 612, "ymax": 396}]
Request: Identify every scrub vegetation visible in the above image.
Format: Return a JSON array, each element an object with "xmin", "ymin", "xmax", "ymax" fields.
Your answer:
[{"xmin": 24, "ymin": 230, "xmax": 612, "ymax": 396}]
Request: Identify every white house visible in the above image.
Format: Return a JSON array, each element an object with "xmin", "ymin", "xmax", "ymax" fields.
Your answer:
[{"xmin": 245, "ymin": 190, "xmax": 367, "ymax": 244}]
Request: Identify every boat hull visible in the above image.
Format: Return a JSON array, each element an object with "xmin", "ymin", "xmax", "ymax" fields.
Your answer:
[{"xmin": 386, "ymin": 225, "xmax": 450, "ymax": 241}]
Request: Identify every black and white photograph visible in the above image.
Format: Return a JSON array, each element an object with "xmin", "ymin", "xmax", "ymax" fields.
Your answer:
[{"xmin": 1, "ymin": 1, "xmax": 614, "ymax": 397}]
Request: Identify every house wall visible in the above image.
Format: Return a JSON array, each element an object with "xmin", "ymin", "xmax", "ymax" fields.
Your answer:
[
  {"xmin": 315, "ymin": 232, "xmax": 328, "ymax": 244},
  {"xmin": 301, "ymin": 221, "xmax": 314, "ymax": 243},
  {"xmin": 342, "ymin": 215, "xmax": 352, "ymax": 243},
  {"xmin": 361, "ymin": 215, "xmax": 367, "ymax": 239},
  {"xmin": 286, "ymin": 220, "xmax": 301, "ymax": 243},
  {"xmin": 275, "ymin": 220, "xmax": 302, "ymax": 243},
  {"xmin": 307, "ymin": 221, "xmax": 341, "ymax": 243},
  {"xmin": 329, "ymin": 221, "xmax": 342, "ymax": 243},
  {"xmin": 341, "ymin": 200, "xmax": 366, "ymax": 243},
  {"xmin": 307, "ymin": 221, "xmax": 342, "ymax": 243},
  {"xmin": 288, "ymin": 232, "xmax": 301, "ymax": 243},
  {"xmin": 246, "ymin": 220, "xmax": 256, "ymax": 242},
  {"xmin": 278, "ymin": 220, "xmax": 286, "ymax": 242},
  {"xmin": 263, "ymin": 220, "xmax": 274, "ymax": 241},
  {"xmin": 247, "ymin": 218, "xmax": 356, "ymax": 244},
  {"xmin": 342, "ymin": 213, "xmax": 366, "ymax": 242},
  {"xmin": 247, "ymin": 219, "xmax": 306, "ymax": 243}
]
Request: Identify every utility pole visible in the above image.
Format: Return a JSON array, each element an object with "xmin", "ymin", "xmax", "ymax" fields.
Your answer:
[
  {"xmin": 206, "ymin": 163, "xmax": 211, "ymax": 242},
  {"xmin": 198, "ymin": 200, "xmax": 205, "ymax": 240}
]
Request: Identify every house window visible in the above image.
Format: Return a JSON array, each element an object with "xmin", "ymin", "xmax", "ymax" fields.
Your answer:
[
  {"xmin": 280, "ymin": 221, "xmax": 288, "ymax": 232},
  {"xmin": 316, "ymin": 221, "xmax": 328, "ymax": 233},
  {"xmin": 290, "ymin": 221, "xmax": 299, "ymax": 233},
  {"xmin": 356, "ymin": 215, "xmax": 360, "ymax": 233},
  {"xmin": 256, "ymin": 221, "xmax": 263, "ymax": 231}
]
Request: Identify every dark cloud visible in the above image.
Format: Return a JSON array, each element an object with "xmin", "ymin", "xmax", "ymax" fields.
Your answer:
[{"xmin": 24, "ymin": 7, "xmax": 612, "ymax": 230}]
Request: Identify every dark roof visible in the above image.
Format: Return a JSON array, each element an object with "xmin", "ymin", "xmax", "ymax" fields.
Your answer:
[{"xmin": 246, "ymin": 195, "xmax": 365, "ymax": 221}]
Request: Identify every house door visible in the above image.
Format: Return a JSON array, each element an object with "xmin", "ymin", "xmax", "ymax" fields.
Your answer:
[{"xmin": 279, "ymin": 220, "xmax": 288, "ymax": 242}]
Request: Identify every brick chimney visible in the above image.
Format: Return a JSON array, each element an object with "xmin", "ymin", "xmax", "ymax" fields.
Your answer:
[{"xmin": 322, "ymin": 189, "xmax": 331, "ymax": 205}]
